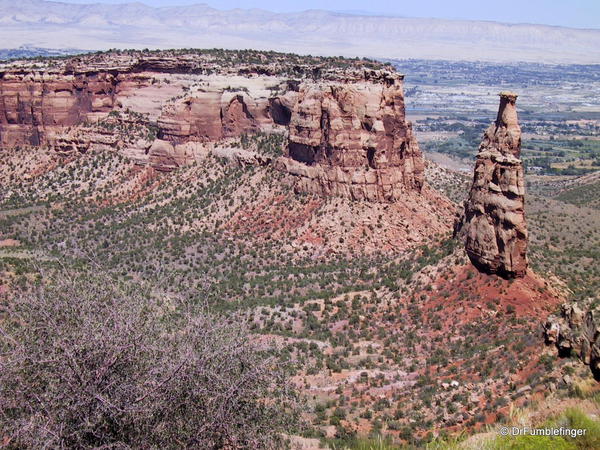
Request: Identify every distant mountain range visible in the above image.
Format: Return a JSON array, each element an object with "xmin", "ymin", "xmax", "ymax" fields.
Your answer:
[{"xmin": 1, "ymin": 0, "xmax": 599, "ymax": 63}]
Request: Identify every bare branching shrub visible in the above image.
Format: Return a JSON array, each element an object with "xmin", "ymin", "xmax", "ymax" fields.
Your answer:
[{"xmin": 0, "ymin": 271, "xmax": 300, "ymax": 448}]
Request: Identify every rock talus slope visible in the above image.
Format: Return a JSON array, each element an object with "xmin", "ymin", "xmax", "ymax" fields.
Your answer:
[
  {"xmin": 459, "ymin": 92, "xmax": 528, "ymax": 278},
  {"xmin": 545, "ymin": 301, "xmax": 600, "ymax": 380}
]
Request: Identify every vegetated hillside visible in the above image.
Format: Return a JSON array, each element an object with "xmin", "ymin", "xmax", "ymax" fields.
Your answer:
[
  {"xmin": 554, "ymin": 171, "xmax": 600, "ymax": 209},
  {"xmin": 525, "ymin": 171, "xmax": 600, "ymax": 303},
  {"xmin": 0, "ymin": 138, "xmax": 452, "ymax": 301},
  {"xmin": 0, "ymin": 49, "xmax": 598, "ymax": 447},
  {"xmin": 528, "ymin": 197, "xmax": 600, "ymax": 302},
  {"xmin": 0, "ymin": 136, "xmax": 586, "ymax": 448}
]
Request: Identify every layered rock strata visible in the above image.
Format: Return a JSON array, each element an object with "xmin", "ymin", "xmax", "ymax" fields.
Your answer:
[
  {"xmin": 0, "ymin": 52, "xmax": 382, "ymax": 149},
  {"xmin": 0, "ymin": 71, "xmax": 117, "ymax": 147},
  {"xmin": 278, "ymin": 72, "xmax": 424, "ymax": 201},
  {"xmin": 544, "ymin": 301, "xmax": 600, "ymax": 380},
  {"xmin": 0, "ymin": 50, "xmax": 425, "ymax": 200},
  {"xmin": 459, "ymin": 93, "xmax": 528, "ymax": 278}
]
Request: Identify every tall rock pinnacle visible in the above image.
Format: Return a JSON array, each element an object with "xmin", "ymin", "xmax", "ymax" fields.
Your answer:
[{"xmin": 461, "ymin": 92, "xmax": 528, "ymax": 278}]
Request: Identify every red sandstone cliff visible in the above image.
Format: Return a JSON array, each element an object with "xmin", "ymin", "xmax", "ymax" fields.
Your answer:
[
  {"xmin": 277, "ymin": 71, "xmax": 424, "ymax": 201},
  {"xmin": 0, "ymin": 53, "xmax": 276, "ymax": 150},
  {"xmin": 459, "ymin": 93, "xmax": 528, "ymax": 278},
  {"xmin": 0, "ymin": 71, "xmax": 117, "ymax": 147},
  {"xmin": 0, "ymin": 51, "xmax": 426, "ymax": 202}
]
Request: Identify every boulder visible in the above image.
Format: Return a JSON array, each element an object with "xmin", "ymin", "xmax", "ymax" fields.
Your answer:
[{"xmin": 544, "ymin": 300, "xmax": 600, "ymax": 380}]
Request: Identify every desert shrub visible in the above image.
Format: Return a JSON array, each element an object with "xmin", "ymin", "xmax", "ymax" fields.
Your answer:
[{"xmin": 0, "ymin": 271, "xmax": 300, "ymax": 448}]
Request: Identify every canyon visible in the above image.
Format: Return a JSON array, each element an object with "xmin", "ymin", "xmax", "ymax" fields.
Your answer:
[
  {"xmin": 2, "ymin": 49, "xmax": 589, "ymax": 446},
  {"xmin": 0, "ymin": 49, "xmax": 535, "ymax": 277},
  {"xmin": 0, "ymin": 49, "xmax": 535, "ymax": 274}
]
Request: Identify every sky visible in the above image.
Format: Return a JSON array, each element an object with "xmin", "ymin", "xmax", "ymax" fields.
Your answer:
[{"xmin": 59, "ymin": 0, "xmax": 600, "ymax": 29}]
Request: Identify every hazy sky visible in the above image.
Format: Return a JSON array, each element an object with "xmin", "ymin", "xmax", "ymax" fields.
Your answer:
[{"xmin": 59, "ymin": 0, "xmax": 600, "ymax": 29}]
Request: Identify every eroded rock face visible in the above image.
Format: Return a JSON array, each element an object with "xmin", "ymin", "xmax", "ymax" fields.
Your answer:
[
  {"xmin": 0, "ymin": 72, "xmax": 117, "ymax": 147},
  {"xmin": 279, "ymin": 71, "xmax": 424, "ymax": 201},
  {"xmin": 0, "ymin": 51, "xmax": 426, "ymax": 197},
  {"xmin": 460, "ymin": 93, "xmax": 528, "ymax": 278},
  {"xmin": 158, "ymin": 92, "xmax": 268, "ymax": 143},
  {"xmin": 544, "ymin": 301, "xmax": 600, "ymax": 380}
]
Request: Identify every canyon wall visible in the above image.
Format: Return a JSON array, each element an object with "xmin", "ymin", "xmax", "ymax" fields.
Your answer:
[
  {"xmin": 0, "ymin": 71, "xmax": 117, "ymax": 147},
  {"xmin": 0, "ymin": 62, "xmax": 276, "ymax": 150},
  {"xmin": 0, "ymin": 51, "xmax": 426, "ymax": 200},
  {"xmin": 459, "ymin": 93, "xmax": 528, "ymax": 278},
  {"xmin": 277, "ymin": 71, "xmax": 424, "ymax": 201}
]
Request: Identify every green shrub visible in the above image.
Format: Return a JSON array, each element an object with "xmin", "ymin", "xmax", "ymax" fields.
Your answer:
[
  {"xmin": 491, "ymin": 434, "xmax": 575, "ymax": 450},
  {"xmin": 562, "ymin": 407, "xmax": 600, "ymax": 449}
]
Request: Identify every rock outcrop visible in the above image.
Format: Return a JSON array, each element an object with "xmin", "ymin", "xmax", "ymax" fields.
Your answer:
[
  {"xmin": 458, "ymin": 92, "xmax": 528, "ymax": 278},
  {"xmin": 544, "ymin": 301, "xmax": 600, "ymax": 380},
  {"xmin": 0, "ymin": 71, "xmax": 117, "ymax": 147},
  {"xmin": 1, "ymin": 51, "xmax": 370, "ymax": 150},
  {"xmin": 0, "ymin": 50, "xmax": 427, "ymax": 199},
  {"xmin": 277, "ymin": 71, "xmax": 424, "ymax": 201},
  {"xmin": 157, "ymin": 90, "xmax": 273, "ymax": 144}
]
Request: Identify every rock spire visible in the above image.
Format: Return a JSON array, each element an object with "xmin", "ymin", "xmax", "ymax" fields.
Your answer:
[{"xmin": 461, "ymin": 92, "xmax": 528, "ymax": 278}]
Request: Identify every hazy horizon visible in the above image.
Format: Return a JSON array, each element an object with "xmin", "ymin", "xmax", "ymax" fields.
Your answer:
[
  {"xmin": 2, "ymin": 0, "xmax": 599, "ymax": 64},
  {"xmin": 52, "ymin": 0, "xmax": 600, "ymax": 30}
]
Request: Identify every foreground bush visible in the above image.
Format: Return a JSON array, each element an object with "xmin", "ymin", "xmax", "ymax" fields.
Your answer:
[{"xmin": 0, "ymin": 271, "xmax": 299, "ymax": 448}]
